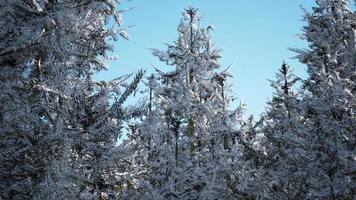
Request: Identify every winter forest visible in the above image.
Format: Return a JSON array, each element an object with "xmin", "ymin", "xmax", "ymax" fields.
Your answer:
[{"xmin": 0, "ymin": 0, "xmax": 355, "ymax": 199}]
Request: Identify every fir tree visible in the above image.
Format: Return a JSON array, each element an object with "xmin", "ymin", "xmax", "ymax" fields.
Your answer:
[
  {"xmin": 0, "ymin": 1, "xmax": 142, "ymax": 199},
  {"xmin": 119, "ymin": 7, "xmax": 247, "ymax": 199},
  {"xmin": 292, "ymin": 0, "xmax": 356, "ymax": 198},
  {"xmin": 258, "ymin": 63, "xmax": 309, "ymax": 199}
]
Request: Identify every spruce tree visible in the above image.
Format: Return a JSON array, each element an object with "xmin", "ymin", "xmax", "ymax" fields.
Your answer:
[
  {"xmin": 292, "ymin": 0, "xmax": 356, "ymax": 198},
  {"xmin": 119, "ymin": 7, "xmax": 246, "ymax": 199},
  {"xmin": 258, "ymin": 63, "xmax": 309, "ymax": 199},
  {"xmin": 0, "ymin": 1, "xmax": 142, "ymax": 199}
]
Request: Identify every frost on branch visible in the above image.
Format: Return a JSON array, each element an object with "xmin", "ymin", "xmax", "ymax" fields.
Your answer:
[
  {"xmin": 116, "ymin": 7, "xmax": 255, "ymax": 199},
  {"xmin": 0, "ymin": 0, "xmax": 143, "ymax": 199}
]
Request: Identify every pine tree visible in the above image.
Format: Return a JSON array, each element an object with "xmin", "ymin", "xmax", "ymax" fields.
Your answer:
[
  {"xmin": 292, "ymin": 0, "xmax": 356, "ymax": 198},
  {"xmin": 258, "ymin": 63, "xmax": 309, "ymax": 199},
  {"xmin": 0, "ymin": 1, "xmax": 142, "ymax": 199},
  {"xmin": 118, "ymin": 7, "xmax": 247, "ymax": 199}
]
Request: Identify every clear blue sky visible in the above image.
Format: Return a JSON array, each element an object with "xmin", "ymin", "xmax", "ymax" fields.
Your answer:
[{"xmin": 95, "ymin": 0, "xmax": 316, "ymax": 117}]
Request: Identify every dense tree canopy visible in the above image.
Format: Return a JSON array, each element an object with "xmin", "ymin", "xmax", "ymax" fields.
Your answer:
[
  {"xmin": 0, "ymin": 0, "xmax": 142, "ymax": 199},
  {"xmin": 0, "ymin": 0, "xmax": 355, "ymax": 199}
]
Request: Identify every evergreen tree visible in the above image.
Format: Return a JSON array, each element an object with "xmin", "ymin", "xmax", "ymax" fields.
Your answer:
[
  {"xmin": 0, "ymin": 1, "xmax": 142, "ymax": 199},
  {"xmin": 258, "ymin": 63, "xmax": 309, "ymax": 199},
  {"xmin": 292, "ymin": 0, "xmax": 356, "ymax": 198},
  {"xmin": 118, "ymin": 7, "xmax": 247, "ymax": 199}
]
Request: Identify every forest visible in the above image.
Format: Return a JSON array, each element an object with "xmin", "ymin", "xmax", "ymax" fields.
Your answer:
[{"xmin": 0, "ymin": 0, "xmax": 355, "ymax": 199}]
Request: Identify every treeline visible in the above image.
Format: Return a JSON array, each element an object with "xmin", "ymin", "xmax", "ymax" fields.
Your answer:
[{"xmin": 0, "ymin": 0, "xmax": 354, "ymax": 200}]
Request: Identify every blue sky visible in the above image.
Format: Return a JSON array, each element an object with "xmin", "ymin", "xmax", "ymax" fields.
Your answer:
[{"xmin": 96, "ymin": 0, "xmax": 316, "ymax": 117}]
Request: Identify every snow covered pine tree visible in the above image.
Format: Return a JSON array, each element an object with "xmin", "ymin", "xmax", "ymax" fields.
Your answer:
[
  {"xmin": 258, "ymin": 62, "xmax": 309, "ymax": 199},
  {"xmin": 117, "ymin": 7, "xmax": 249, "ymax": 199},
  {"xmin": 0, "ymin": 0, "xmax": 143, "ymax": 199},
  {"xmin": 290, "ymin": 0, "xmax": 355, "ymax": 198}
]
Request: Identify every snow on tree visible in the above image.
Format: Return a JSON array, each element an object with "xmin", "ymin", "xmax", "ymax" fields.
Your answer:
[
  {"xmin": 256, "ymin": 62, "xmax": 310, "ymax": 199},
  {"xmin": 0, "ymin": 1, "xmax": 142, "ymax": 199},
  {"xmin": 1, "ymin": 0, "xmax": 354, "ymax": 199},
  {"xmin": 291, "ymin": 0, "xmax": 356, "ymax": 198},
  {"xmin": 116, "ymin": 7, "xmax": 248, "ymax": 199}
]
